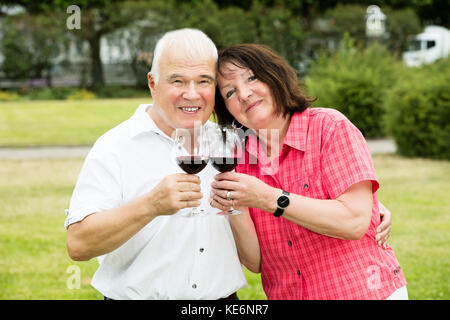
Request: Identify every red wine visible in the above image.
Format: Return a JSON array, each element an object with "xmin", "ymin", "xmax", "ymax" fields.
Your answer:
[
  {"xmin": 210, "ymin": 157, "xmax": 239, "ymax": 173},
  {"xmin": 176, "ymin": 156, "xmax": 208, "ymax": 174}
]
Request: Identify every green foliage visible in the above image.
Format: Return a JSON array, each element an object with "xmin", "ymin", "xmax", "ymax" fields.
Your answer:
[
  {"xmin": 0, "ymin": 13, "xmax": 68, "ymax": 81},
  {"xmin": 322, "ymin": 4, "xmax": 422, "ymax": 53},
  {"xmin": 383, "ymin": 7, "xmax": 422, "ymax": 52},
  {"xmin": 323, "ymin": 4, "xmax": 367, "ymax": 41},
  {"xmin": 386, "ymin": 58, "xmax": 450, "ymax": 160},
  {"xmin": 249, "ymin": 0, "xmax": 305, "ymax": 66},
  {"xmin": 305, "ymin": 35, "xmax": 401, "ymax": 138}
]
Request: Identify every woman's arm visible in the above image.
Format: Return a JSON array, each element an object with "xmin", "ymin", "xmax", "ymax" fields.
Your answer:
[
  {"xmin": 226, "ymin": 207, "xmax": 261, "ymax": 273},
  {"xmin": 275, "ymin": 181, "xmax": 372, "ymax": 240},
  {"xmin": 212, "ymin": 172, "xmax": 373, "ymax": 240}
]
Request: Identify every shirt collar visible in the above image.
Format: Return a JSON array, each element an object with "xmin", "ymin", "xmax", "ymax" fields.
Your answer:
[
  {"xmin": 129, "ymin": 104, "xmax": 214, "ymax": 140},
  {"xmin": 245, "ymin": 108, "xmax": 310, "ymax": 157},
  {"xmin": 282, "ymin": 108, "xmax": 310, "ymax": 152},
  {"xmin": 129, "ymin": 104, "xmax": 168, "ymax": 139}
]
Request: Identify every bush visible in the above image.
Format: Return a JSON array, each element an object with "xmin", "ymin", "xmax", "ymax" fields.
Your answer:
[
  {"xmin": 305, "ymin": 35, "xmax": 401, "ymax": 138},
  {"xmin": 27, "ymin": 87, "xmax": 79, "ymax": 100},
  {"xmin": 0, "ymin": 91, "xmax": 20, "ymax": 101},
  {"xmin": 93, "ymin": 86, "xmax": 148, "ymax": 98},
  {"xmin": 67, "ymin": 89, "xmax": 97, "ymax": 100},
  {"xmin": 386, "ymin": 58, "xmax": 450, "ymax": 160}
]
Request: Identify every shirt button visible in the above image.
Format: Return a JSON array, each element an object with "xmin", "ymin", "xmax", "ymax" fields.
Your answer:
[
  {"xmin": 199, "ymin": 248, "xmax": 204, "ymax": 253},
  {"xmin": 288, "ymin": 241, "xmax": 292, "ymax": 246},
  {"xmin": 304, "ymin": 184, "xmax": 309, "ymax": 189},
  {"xmin": 297, "ymin": 270, "xmax": 301, "ymax": 276},
  {"xmin": 192, "ymin": 284, "xmax": 197, "ymax": 289}
]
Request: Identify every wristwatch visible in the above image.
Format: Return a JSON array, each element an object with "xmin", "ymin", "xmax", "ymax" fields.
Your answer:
[{"xmin": 273, "ymin": 190, "xmax": 290, "ymax": 218}]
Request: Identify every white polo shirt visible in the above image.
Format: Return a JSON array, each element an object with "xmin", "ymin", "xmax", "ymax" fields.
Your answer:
[{"xmin": 65, "ymin": 104, "xmax": 247, "ymax": 299}]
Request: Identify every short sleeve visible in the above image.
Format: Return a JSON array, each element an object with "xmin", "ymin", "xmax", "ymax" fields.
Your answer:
[
  {"xmin": 321, "ymin": 118, "xmax": 379, "ymax": 199},
  {"xmin": 64, "ymin": 146, "xmax": 122, "ymax": 229}
]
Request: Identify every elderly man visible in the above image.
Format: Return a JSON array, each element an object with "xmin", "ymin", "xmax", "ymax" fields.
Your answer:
[{"xmin": 65, "ymin": 28, "xmax": 248, "ymax": 300}]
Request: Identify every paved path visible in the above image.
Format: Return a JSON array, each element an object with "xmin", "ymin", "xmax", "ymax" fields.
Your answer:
[{"xmin": 0, "ymin": 139, "xmax": 397, "ymax": 160}]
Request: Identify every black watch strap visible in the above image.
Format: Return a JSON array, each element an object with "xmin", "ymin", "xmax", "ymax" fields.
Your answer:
[{"xmin": 274, "ymin": 190, "xmax": 290, "ymax": 218}]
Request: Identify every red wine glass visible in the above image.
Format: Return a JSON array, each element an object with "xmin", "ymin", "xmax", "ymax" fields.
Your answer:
[
  {"xmin": 208, "ymin": 125, "xmax": 242, "ymax": 215},
  {"xmin": 173, "ymin": 127, "xmax": 209, "ymax": 217}
]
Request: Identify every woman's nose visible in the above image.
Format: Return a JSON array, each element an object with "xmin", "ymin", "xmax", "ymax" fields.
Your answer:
[{"xmin": 238, "ymin": 85, "xmax": 252, "ymax": 101}]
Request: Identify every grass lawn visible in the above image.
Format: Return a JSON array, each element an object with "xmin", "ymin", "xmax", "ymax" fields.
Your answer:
[
  {"xmin": 0, "ymin": 157, "xmax": 265, "ymax": 299},
  {"xmin": 0, "ymin": 98, "xmax": 150, "ymax": 147},
  {"xmin": 0, "ymin": 155, "xmax": 448, "ymax": 299}
]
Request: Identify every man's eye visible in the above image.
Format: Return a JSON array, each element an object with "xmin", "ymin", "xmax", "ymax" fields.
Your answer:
[{"xmin": 199, "ymin": 80, "xmax": 212, "ymax": 86}]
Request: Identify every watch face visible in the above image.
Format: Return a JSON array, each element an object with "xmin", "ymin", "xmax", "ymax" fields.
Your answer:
[{"xmin": 277, "ymin": 195, "xmax": 290, "ymax": 208}]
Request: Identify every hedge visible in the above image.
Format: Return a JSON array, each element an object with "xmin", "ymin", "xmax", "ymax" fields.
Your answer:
[{"xmin": 386, "ymin": 58, "xmax": 450, "ymax": 160}]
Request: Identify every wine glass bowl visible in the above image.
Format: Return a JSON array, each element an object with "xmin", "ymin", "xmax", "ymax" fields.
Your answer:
[
  {"xmin": 208, "ymin": 125, "xmax": 243, "ymax": 215},
  {"xmin": 173, "ymin": 127, "xmax": 209, "ymax": 216}
]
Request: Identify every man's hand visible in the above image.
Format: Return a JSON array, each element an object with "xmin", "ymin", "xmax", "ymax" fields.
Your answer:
[
  {"xmin": 376, "ymin": 201, "xmax": 392, "ymax": 247},
  {"xmin": 149, "ymin": 173, "xmax": 203, "ymax": 216}
]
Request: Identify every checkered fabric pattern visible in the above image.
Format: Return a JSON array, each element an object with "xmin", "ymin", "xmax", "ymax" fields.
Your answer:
[{"xmin": 237, "ymin": 108, "xmax": 406, "ymax": 300}]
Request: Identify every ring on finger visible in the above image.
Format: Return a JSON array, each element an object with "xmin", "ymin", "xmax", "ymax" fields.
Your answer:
[{"xmin": 226, "ymin": 191, "xmax": 232, "ymax": 201}]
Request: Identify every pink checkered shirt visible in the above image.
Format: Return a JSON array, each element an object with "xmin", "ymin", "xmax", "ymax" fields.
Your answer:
[{"xmin": 236, "ymin": 108, "xmax": 406, "ymax": 300}]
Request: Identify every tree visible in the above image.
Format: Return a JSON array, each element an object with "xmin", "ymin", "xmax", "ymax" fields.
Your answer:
[
  {"xmin": 1, "ymin": 0, "xmax": 156, "ymax": 88},
  {"xmin": 68, "ymin": 1, "xmax": 155, "ymax": 88},
  {"xmin": 0, "ymin": 11, "xmax": 69, "ymax": 86}
]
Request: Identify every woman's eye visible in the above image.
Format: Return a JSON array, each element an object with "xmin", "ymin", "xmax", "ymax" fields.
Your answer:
[
  {"xmin": 225, "ymin": 90, "xmax": 234, "ymax": 99},
  {"xmin": 248, "ymin": 75, "xmax": 257, "ymax": 81}
]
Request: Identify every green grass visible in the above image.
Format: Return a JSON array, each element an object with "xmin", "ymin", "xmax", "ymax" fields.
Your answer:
[
  {"xmin": 373, "ymin": 155, "xmax": 450, "ymax": 299},
  {"xmin": 0, "ymin": 99, "xmax": 150, "ymax": 147},
  {"xmin": 0, "ymin": 98, "xmax": 220, "ymax": 147},
  {"xmin": 0, "ymin": 158, "xmax": 265, "ymax": 299},
  {"xmin": 0, "ymin": 155, "xmax": 448, "ymax": 299}
]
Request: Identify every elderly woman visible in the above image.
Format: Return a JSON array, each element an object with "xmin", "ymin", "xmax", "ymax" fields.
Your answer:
[{"xmin": 210, "ymin": 44, "xmax": 407, "ymax": 300}]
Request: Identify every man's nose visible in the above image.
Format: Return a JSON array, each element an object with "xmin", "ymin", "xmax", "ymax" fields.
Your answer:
[{"xmin": 183, "ymin": 81, "xmax": 201, "ymax": 100}]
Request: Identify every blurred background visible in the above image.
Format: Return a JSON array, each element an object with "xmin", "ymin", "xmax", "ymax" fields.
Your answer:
[
  {"xmin": 0, "ymin": 0, "xmax": 449, "ymax": 156},
  {"xmin": 0, "ymin": 0, "xmax": 449, "ymax": 300}
]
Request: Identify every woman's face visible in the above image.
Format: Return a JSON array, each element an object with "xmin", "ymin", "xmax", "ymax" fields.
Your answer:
[{"xmin": 217, "ymin": 62, "xmax": 276, "ymax": 130}]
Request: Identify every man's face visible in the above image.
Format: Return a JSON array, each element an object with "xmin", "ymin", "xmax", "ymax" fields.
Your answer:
[{"xmin": 148, "ymin": 47, "xmax": 216, "ymax": 137}]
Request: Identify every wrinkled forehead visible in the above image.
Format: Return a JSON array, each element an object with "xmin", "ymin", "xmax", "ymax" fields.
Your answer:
[
  {"xmin": 167, "ymin": 41, "xmax": 215, "ymax": 62},
  {"xmin": 160, "ymin": 44, "xmax": 217, "ymax": 74}
]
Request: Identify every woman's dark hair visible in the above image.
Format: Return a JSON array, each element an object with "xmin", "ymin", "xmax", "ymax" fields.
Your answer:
[{"xmin": 214, "ymin": 43, "xmax": 316, "ymax": 126}]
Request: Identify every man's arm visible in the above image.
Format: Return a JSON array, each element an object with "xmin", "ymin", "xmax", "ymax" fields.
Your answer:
[{"xmin": 66, "ymin": 174, "xmax": 202, "ymax": 261}]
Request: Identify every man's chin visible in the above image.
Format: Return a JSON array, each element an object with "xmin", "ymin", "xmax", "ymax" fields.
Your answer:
[{"xmin": 176, "ymin": 119, "xmax": 207, "ymax": 129}]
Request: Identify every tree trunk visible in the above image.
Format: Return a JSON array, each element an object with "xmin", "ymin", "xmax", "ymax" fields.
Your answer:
[{"xmin": 88, "ymin": 32, "xmax": 104, "ymax": 88}]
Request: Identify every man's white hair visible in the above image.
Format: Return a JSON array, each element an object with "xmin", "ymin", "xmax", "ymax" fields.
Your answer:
[{"xmin": 150, "ymin": 28, "xmax": 218, "ymax": 83}]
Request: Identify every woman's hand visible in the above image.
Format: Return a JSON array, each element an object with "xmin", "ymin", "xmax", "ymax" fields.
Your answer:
[
  {"xmin": 210, "ymin": 171, "xmax": 276, "ymax": 213},
  {"xmin": 376, "ymin": 201, "xmax": 392, "ymax": 247}
]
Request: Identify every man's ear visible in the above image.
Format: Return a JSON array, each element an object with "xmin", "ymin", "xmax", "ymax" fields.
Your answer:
[{"xmin": 148, "ymin": 72, "xmax": 156, "ymax": 97}]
